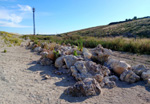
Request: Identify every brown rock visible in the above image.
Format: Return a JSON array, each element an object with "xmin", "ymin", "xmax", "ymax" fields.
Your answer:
[{"xmin": 47, "ymin": 51, "xmax": 55, "ymax": 60}]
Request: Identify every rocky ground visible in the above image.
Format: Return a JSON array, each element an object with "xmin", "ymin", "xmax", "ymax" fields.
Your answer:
[{"xmin": 0, "ymin": 43, "xmax": 150, "ymax": 104}]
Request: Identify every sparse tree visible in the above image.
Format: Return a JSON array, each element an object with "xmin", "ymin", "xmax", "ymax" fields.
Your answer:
[{"xmin": 133, "ymin": 16, "xmax": 137, "ymax": 20}]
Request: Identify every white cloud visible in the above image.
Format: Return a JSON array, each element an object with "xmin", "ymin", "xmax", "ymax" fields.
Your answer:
[
  {"xmin": 0, "ymin": 21, "xmax": 30, "ymax": 28},
  {"xmin": 18, "ymin": 4, "xmax": 32, "ymax": 12},
  {"xmin": 0, "ymin": 4, "xmax": 32, "ymax": 28}
]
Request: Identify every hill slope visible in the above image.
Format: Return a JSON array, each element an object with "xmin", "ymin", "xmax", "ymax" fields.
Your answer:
[{"xmin": 63, "ymin": 18, "xmax": 150, "ymax": 38}]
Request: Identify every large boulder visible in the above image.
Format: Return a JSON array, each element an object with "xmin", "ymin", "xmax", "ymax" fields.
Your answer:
[
  {"xmin": 141, "ymin": 70, "xmax": 150, "ymax": 80},
  {"xmin": 71, "ymin": 61, "xmax": 90, "ymax": 81},
  {"xmin": 65, "ymin": 78, "xmax": 101, "ymax": 97},
  {"xmin": 90, "ymin": 44, "xmax": 112, "ymax": 63},
  {"xmin": 55, "ymin": 55, "xmax": 80, "ymax": 69},
  {"xmin": 64, "ymin": 55, "xmax": 79, "ymax": 68},
  {"xmin": 106, "ymin": 58, "xmax": 131, "ymax": 75},
  {"xmin": 70, "ymin": 61, "xmax": 110, "ymax": 81},
  {"xmin": 55, "ymin": 56, "xmax": 65, "ymax": 68},
  {"xmin": 120, "ymin": 70, "xmax": 140, "ymax": 83},
  {"xmin": 132, "ymin": 64, "xmax": 148, "ymax": 76}
]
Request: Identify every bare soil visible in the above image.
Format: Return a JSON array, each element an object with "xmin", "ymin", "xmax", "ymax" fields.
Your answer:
[{"xmin": 0, "ymin": 45, "xmax": 150, "ymax": 104}]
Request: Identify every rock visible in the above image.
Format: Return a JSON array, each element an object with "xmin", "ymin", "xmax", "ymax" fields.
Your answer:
[
  {"xmin": 40, "ymin": 57, "xmax": 53, "ymax": 66},
  {"xmin": 83, "ymin": 52, "xmax": 92, "ymax": 59},
  {"xmin": 34, "ymin": 46, "xmax": 42, "ymax": 52},
  {"xmin": 103, "ymin": 48, "xmax": 112, "ymax": 56},
  {"xmin": 105, "ymin": 81, "xmax": 116, "ymax": 88},
  {"xmin": 120, "ymin": 70, "xmax": 140, "ymax": 83},
  {"xmin": 65, "ymin": 78, "xmax": 101, "ymax": 97},
  {"xmin": 108, "ymin": 75, "xmax": 119, "ymax": 81},
  {"xmin": 55, "ymin": 55, "xmax": 80, "ymax": 69},
  {"xmin": 132, "ymin": 64, "xmax": 148, "ymax": 76},
  {"xmin": 93, "ymin": 74, "xmax": 103, "ymax": 83},
  {"xmin": 83, "ymin": 48, "xmax": 89, "ymax": 53},
  {"xmin": 106, "ymin": 58, "xmax": 131, "ymax": 75},
  {"xmin": 44, "ymin": 75, "xmax": 51, "ymax": 79},
  {"xmin": 141, "ymin": 70, "xmax": 150, "ymax": 80},
  {"xmin": 54, "ymin": 56, "xmax": 65, "ymax": 68},
  {"xmin": 101, "ymin": 76, "xmax": 117, "ymax": 88},
  {"xmin": 145, "ymin": 79, "xmax": 150, "ymax": 87},
  {"xmin": 47, "ymin": 51, "xmax": 55, "ymax": 60},
  {"xmin": 90, "ymin": 44, "xmax": 112, "ymax": 63},
  {"xmin": 40, "ymin": 51, "xmax": 48, "ymax": 58},
  {"xmin": 71, "ymin": 61, "xmax": 89, "ymax": 81},
  {"xmin": 64, "ymin": 55, "xmax": 79, "ymax": 68},
  {"xmin": 70, "ymin": 61, "xmax": 110, "ymax": 81}
]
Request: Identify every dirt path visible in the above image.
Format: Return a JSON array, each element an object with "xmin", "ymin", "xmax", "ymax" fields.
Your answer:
[
  {"xmin": 111, "ymin": 51, "xmax": 150, "ymax": 68},
  {"xmin": 0, "ymin": 46, "xmax": 150, "ymax": 104}
]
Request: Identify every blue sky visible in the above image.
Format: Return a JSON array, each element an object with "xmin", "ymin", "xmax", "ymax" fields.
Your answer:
[{"xmin": 0, "ymin": 0, "xmax": 150, "ymax": 34}]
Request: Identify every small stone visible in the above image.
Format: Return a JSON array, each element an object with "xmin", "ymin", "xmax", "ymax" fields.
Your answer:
[{"xmin": 44, "ymin": 75, "xmax": 51, "ymax": 79}]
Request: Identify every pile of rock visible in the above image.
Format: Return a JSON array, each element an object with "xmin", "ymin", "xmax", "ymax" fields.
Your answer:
[{"xmin": 27, "ymin": 42, "xmax": 150, "ymax": 97}]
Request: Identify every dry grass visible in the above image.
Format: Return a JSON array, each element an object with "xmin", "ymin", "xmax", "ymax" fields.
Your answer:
[{"xmin": 22, "ymin": 35, "xmax": 150, "ymax": 55}]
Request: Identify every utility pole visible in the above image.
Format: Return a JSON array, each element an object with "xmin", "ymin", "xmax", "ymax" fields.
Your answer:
[{"xmin": 32, "ymin": 7, "xmax": 36, "ymax": 35}]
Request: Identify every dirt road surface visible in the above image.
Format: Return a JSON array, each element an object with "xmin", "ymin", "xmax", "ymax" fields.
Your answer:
[{"xmin": 0, "ymin": 45, "xmax": 150, "ymax": 104}]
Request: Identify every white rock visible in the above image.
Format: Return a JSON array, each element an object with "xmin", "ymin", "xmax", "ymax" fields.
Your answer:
[
  {"xmin": 83, "ymin": 48, "xmax": 89, "ymax": 53},
  {"xmin": 83, "ymin": 52, "xmax": 92, "ymax": 59},
  {"xmin": 106, "ymin": 58, "xmax": 131, "ymax": 75},
  {"xmin": 103, "ymin": 48, "xmax": 112, "ymax": 55},
  {"xmin": 40, "ymin": 51, "xmax": 48, "ymax": 58},
  {"xmin": 64, "ymin": 55, "xmax": 78, "ymax": 68},
  {"xmin": 145, "ymin": 79, "xmax": 150, "ymax": 86},
  {"xmin": 54, "ymin": 56, "xmax": 64, "ymax": 68},
  {"xmin": 141, "ymin": 70, "xmax": 150, "ymax": 80},
  {"xmin": 34, "ymin": 47, "xmax": 42, "ymax": 52}
]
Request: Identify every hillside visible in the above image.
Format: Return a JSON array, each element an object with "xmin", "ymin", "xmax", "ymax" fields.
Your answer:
[
  {"xmin": 0, "ymin": 31, "xmax": 22, "ymax": 47},
  {"xmin": 63, "ymin": 17, "xmax": 150, "ymax": 38}
]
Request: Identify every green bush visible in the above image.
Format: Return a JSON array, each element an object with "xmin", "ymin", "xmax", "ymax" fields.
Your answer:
[
  {"xmin": 3, "ymin": 49, "xmax": 7, "ymax": 53},
  {"xmin": 73, "ymin": 50, "xmax": 78, "ymax": 56}
]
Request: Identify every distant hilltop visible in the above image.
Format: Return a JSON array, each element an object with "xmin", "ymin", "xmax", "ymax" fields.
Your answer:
[
  {"xmin": 61, "ymin": 16, "xmax": 150, "ymax": 38},
  {"xmin": 109, "ymin": 16, "xmax": 150, "ymax": 25}
]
